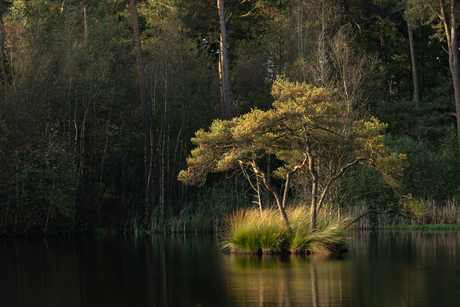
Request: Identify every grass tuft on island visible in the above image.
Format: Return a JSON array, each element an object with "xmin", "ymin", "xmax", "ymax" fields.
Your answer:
[{"xmin": 219, "ymin": 206, "xmax": 349, "ymax": 255}]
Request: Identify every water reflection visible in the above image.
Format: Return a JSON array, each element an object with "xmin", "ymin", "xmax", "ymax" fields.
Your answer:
[
  {"xmin": 223, "ymin": 253, "xmax": 346, "ymax": 306},
  {"xmin": 0, "ymin": 232, "xmax": 459, "ymax": 307}
]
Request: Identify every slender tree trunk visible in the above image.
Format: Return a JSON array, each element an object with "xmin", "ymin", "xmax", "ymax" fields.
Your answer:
[
  {"xmin": 407, "ymin": 19, "xmax": 422, "ymax": 140},
  {"xmin": 306, "ymin": 148, "xmax": 319, "ymax": 233},
  {"xmin": 239, "ymin": 160, "xmax": 291, "ymax": 232},
  {"xmin": 440, "ymin": 0, "xmax": 460, "ymax": 154},
  {"xmin": 282, "ymin": 174, "xmax": 291, "ymax": 209},
  {"xmin": 160, "ymin": 67, "xmax": 168, "ymax": 220},
  {"xmin": 218, "ymin": 0, "xmax": 233, "ymax": 119},
  {"xmin": 297, "ymin": 0, "xmax": 304, "ymax": 82},
  {"xmin": 420, "ymin": 26, "xmax": 425, "ymax": 96},
  {"xmin": 317, "ymin": 159, "xmax": 362, "ymax": 212},
  {"xmin": 0, "ymin": 15, "xmax": 9, "ymax": 96},
  {"xmin": 129, "ymin": 0, "xmax": 153, "ymax": 217},
  {"xmin": 282, "ymin": 155, "xmax": 307, "ymax": 208},
  {"xmin": 218, "ymin": 47, "xmax": 224, "ymax": 115},
  {"xmin": 83, "ymin": 5, "xmax": 88, "ymax": 43},
  {"xmin": 407, "ymin": 21, "xmax": 420, "ymax": 106},
  {"xmin": 77, "ymin": 105, "xmax": 89, "ymax": 229},
  {"xmin": 297, "ymin": 0, "xmax": 303, "ymax": 59},
  {"xmin": 320, "ymin": 0, "xmax": 326, "ymax": 85}
]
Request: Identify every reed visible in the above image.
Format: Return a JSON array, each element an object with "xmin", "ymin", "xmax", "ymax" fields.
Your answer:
[
  {"xmin": 123, "ymin": 183, "xmax": 251, "ymax": 234},
  {"xmin": 420, "ymin": 198, "xmax": 460, "ymax": 225},
  {"xmin": 345, "ymin": 198, "xmax": 460, "ymax": 229}
]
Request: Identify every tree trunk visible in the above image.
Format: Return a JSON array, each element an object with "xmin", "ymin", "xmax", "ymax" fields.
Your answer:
[
  {"xmin": 239, "ymin": 160, "xmax": 292, "ymax": 232},
  {"xmin": 0, "ymin": 15, "xmax": 9, "ymax": 96},
  {"xmin": 218, "ymin": 47, "xmax": 224, "ymax": 115},
  {"xmin": 218, "ymin": 0, "xmax": 233, "ymax": 119},
  {"xmin": 83, "ymin": 4, "xmax": 88, "ymax": 43},
  {"xmin": 440, "ymin": 0, "xmax": 460, "ymax": 155},
  {"xmin": 160, "ymin": 67, "xmax": 168, "ymax": 220},
  {"xmin": 317, "ymin": 159, "xmax": 362, "ymax": 212},
  {"xmin": 306, "ymin": 147, "xmax": 318, "ymax": 233},
  {"xmin": 282, "ymin": 155, "xmax": 307, "ymax": 208},
  {"xmin": 407, "ymin": 21, "xmax": 420, "ymax": 106},
  {"xmin": 129, "ymin": 0, "xmax": 153, "ymax": 217},
  {"xmin": 407, "ymin": 18, "xmax": 422, "ymax": 140},
  {"xmin": 297, "ymin": 0, "xmax": 304, "ymax": 82}
]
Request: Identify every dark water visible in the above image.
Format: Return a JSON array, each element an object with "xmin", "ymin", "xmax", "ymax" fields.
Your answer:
[{"xmin": 1, "ymin": 231, "xmax": 460, "ymax": 307}]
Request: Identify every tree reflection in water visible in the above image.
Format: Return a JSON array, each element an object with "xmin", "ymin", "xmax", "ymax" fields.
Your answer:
[
  {"xmin": 311, "ymin": 265, "xmax": 319, "ymax": 307},
  {"xmin": 226, "ymin": 254, "xmax": 340, "ymax": 306}
]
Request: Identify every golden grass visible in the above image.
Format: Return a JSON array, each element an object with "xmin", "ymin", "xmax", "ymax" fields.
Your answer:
[{"xmin": 219, "ymin": 205, "xmax": 349, "ymax": 254}]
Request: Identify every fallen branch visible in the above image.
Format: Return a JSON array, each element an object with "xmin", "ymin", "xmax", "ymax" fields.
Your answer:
[{"xmin": 346, "ymin": 209, "xmax": 421, "ymax": 228}]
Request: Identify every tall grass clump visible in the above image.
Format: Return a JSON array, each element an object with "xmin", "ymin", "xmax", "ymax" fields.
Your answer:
[
  {"xmin": 220, "ymin": 208, "xmax": 290, "ymax": 254},
  {"xmin": 287, "ymin": 206, "xmax": 349, "ymax": 254},
  {"xmin": 220, "ymin": 206, "xmax": 349, "ymax": 254}
]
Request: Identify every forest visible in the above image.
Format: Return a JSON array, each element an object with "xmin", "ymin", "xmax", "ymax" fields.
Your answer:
[{"xmin": 0, "ymin": 0, "xmax": 459, "ymax": 236}]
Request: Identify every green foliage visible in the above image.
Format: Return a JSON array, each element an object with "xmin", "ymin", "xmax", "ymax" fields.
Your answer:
[
  {"xmin": 399, "ymin": 194, "xmax": 425, "ymax": 217},
  {"xmin": 375, "ymin": 99, "xmax": 455, "ymax": 143},
  {"xmin": 180, "ymin": 79, "xmax": 405, "ymax": 186},
  {"xmin": 387, "ymin": 131, "xmax": 460, "ymax": 199}
]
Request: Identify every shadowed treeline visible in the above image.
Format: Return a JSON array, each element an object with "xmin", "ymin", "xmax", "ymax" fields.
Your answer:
[{"xmin": 0, "ymin": 0, "xmax": 459, "ymax": 235}]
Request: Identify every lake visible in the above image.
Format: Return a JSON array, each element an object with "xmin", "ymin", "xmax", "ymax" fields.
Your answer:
[{"xmin": 1, "ymin": 231, "xmax": 459, "ymax": 306}]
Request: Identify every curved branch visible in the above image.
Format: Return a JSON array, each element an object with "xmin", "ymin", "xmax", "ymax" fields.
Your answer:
[
  {"xmin": 282, "ymin": 153, "xmax": 307, "ymax": 208},
  {"xmin": 317, "ymin": 158, "xmax": 365, "ymax": 212},
  {"xmin": 346, "ymin": 209, "xmax": 421, "ymax": 228},
  {"xmin": 238, "ymin": 160, "xmax": 291, "ymax": 232}
]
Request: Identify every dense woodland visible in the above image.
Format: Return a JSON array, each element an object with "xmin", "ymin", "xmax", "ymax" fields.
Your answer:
[{"xmin": 0, "ymin": 0, "xmax": 459, "ymax": 235}]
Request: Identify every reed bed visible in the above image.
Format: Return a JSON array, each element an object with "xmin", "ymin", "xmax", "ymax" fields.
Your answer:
[
  {"xmin": 126, "ymin": 183, "xmax": 250, "ymax": 234},
  {"xmin": 126, "ymin": 191, "xmax": 460, "ymax": 236},
  {"xmin": 420, "ymin": 198, "xmax": 460, "ymax": 225},
  {"xmin": 144, "ymin": 205, "xmax": 222, "ymax": 233},
  {"xmin": 346, "ymin": 198, "xmax": 460, "ymax": 229}
]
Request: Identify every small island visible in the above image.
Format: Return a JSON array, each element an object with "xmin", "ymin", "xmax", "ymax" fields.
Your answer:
[{"xmin": 178, "ymin": 80, "xmax": 406, "ymax": 254}]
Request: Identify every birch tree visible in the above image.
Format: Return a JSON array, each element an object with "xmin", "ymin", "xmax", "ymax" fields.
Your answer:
[
  {"xmin": 130, "ymin": 0, "xmax": 153, "ymax": 216},
  {"xmin": 0, "ymin": 1, "xmax": 11, "ymax": 96}
]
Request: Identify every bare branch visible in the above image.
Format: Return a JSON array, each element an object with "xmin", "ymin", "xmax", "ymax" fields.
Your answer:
[
  {"xmin": 282, "ymin": 153, "xmax": 308, "ymax": 208},
  {"xmin": 346, "ymin": 210, "xmax": 421, "ymax": 228},
  {"xmin": 317, "ymin": 158, "xmax": 365, "ymax": 212}
]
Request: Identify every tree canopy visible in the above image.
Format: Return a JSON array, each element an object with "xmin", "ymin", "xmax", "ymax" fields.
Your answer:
[{"xmin": 179, "ymin": 79, "xmax": 406, "ymax": 231}]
